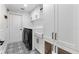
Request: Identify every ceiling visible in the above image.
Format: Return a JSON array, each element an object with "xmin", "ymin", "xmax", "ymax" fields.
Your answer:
[{"xmin": 5, "ymin": 4, "xmax": 41, "ymax": 13}]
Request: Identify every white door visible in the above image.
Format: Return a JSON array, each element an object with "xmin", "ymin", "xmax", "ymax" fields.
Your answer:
[{"xmin": 9, "ymin": 13, "xmax": 22, "ymax": 43}]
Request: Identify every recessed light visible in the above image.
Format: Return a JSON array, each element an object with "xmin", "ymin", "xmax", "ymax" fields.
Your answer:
[{"xmin": 24, "ymin": 4, "xmax": 28, "ymax": 7}]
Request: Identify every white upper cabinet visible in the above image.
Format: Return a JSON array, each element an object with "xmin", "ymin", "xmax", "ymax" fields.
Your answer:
[
  {"xmin": 43, "ymin": 4, "xmax": 55, "ymax": 40},
  {"xmin": 31, "ymin": 6, "xmax": 43, "ymax": 21},
  {"xmin": 54, "ymin": 4, "xmax": 79, "ymax": 53},
  {"xmin": 55, "ymin": 5, "xmax": 76, "ymax": 53},
  {"xmin": 73, "ymin": 5, "xmax": 79, "ymax": 52}
]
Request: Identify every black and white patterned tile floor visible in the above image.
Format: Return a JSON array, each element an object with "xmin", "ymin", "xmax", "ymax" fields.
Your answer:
[{"xmin": 5, "ymin": 41, "xmax": 39, "ymax": 54}]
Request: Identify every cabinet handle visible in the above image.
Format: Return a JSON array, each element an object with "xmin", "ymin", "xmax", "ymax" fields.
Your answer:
[
  {"xmin": 55, "ymin": 46, "xmax": 56, "ymax": 53},
  {"xmin": 37, "ymin": 38, "xmax": 39, "ymax": 43},
  {"xmin": 55, "ymin": 33, "xmax": 57, "ymax": 40},
  {"xmin": 42, "ymin": 34, "xmax": 43, "ymax": 39},
  {"xmin": 52, "ymin": 32, "xmax": 54, "ymax": 39}
]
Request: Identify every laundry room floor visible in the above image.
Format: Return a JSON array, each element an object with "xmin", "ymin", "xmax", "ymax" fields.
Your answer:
[{"xmin": 5, "ymin": 41, "xmax": 39, "ymax": 54}]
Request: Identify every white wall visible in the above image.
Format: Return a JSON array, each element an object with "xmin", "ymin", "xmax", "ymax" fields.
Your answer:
[{"xmin": 0, "ymin": 5, "xmax": 8, "ymax": 41}]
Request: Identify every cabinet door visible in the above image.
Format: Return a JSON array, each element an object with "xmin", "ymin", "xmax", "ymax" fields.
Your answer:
[
  {"xmin": 73, "ymin": 5, "xmax": 79, "ymax": 51},
  {"xmin": 38, "ymin": 36, "xmax": 44, "ymax": 53},
  {"xmin": 56, "ymin": 5, "xmax": 75, "ymax": 50},
  {"xmin": 34, "ymin": 34, "xmax": 44, "ymax": 53},
  {"xmin": 34, "ymin": 34, "xmax": 39, "ymax": 50},
  {"xmin": 43, "ymin": 4, "xmax": 55, "ymax": 40}
]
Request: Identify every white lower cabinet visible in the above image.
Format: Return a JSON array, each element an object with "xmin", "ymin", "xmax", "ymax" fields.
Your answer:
[
  {"xmin": 34, "ymin": 33, "xmax": 44, "ymax": 54},
  {"xmin": 34, "ymin": 35, "xmax": 39, "ymax": 51}
]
